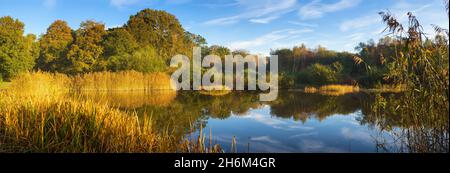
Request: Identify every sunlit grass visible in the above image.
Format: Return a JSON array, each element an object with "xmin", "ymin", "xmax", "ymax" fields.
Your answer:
[
  {"xmin": 0, "ymin": 71, "xmax": 221, "ymax": 153},
  {"xmin": 78, "ymin": 91, "xmax": 177, "ymax": 109},
  {"xmin": 304, "ymin": 85, "xmax": 360, "ymax": 96},
  {"xmin": 304, "ymin": 86, "xmax": 318, "ymax": 93},
  {"xmin": 72, "ymin": 71, "xmax": 174, "ymax": 91}
]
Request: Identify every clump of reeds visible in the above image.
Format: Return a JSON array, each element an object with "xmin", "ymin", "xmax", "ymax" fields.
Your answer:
[
  {"xmin": 318, "ymin": 85, "xmax": 360, "ymax": 96},
  {"xmin": 8, "ymin": 71, "xmax": 71, "ymax": 98},
  {"xmin": 181, "ymin": 125, "xmax": 223, "ymax": 153},
  {"xmin": 0, "ymin": 92, "xmax": 162, "ymax": 152},
  {"xmin": 78, "ymin": 91, "xmax": 177, "ymax": 109},
  {"xmin": 304, "ymin": 86, "xmax": 318, "ymax": 93},
  {"xmin": 72, "ymin": 71, "xmax": 174, "ymax": 91},
  {"xmin": 0, "ymin": 91, "xmax": 224, "ymax": 153},
  {"xmin": 303, "ymin": 85, "xmax": 360, "ymax": 96},
  {"xmin": 0, "ymin": 71, "xmax": 221, "ymax": 153}
]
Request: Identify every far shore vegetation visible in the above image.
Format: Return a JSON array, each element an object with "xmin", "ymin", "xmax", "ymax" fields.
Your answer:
[{"xmin": 0, "ymin": 0, "xmax": 448, "ymax": 153}]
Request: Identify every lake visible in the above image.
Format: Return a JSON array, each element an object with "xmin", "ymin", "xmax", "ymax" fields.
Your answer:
[{"xmin": 76, "ymin": 91, "xmax": 448, "ymax": 153}]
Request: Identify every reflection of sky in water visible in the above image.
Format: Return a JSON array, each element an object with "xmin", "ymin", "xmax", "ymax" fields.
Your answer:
[{"xmin": 202, "ymin": 106, "xmax": 384, "ymax": 153}]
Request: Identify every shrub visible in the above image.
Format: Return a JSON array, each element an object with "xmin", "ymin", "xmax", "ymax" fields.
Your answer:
[{"xmin": 298, "ymin": 63, "xmax": 338, "ymax": 86}]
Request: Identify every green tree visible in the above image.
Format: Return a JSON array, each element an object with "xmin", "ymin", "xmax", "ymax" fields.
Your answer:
[
  {"xmin": 0, "ymin": 16, "xmax": 36, "ymax": 80},
  {"xmin": 232, "ymin": 49, "xmax": 250, "ymax": 57},
  {"xmin": 66, "ymin": 20, "xmax": 106, "ymax": 74},
  {"xmin": 37, "ymin": 20, "xmax": 73, "ymax": 72},
  {"xmin": 126, "ymin": 9, "xmax": 191, "ymax": 61},
  {"xmin": 102, "ymin": 28, "xmax": 138, "ymax": 57},
  {"xmin": 108, "ymin": 46, "xmax": 166, "ymax": 73},
  {"xmin": 203, "ymin": 45, "xmax": 230, "ymax": 58},
  {"xmin": 299, "ymin": 64, "xmax": 338, "ymax": 85}
]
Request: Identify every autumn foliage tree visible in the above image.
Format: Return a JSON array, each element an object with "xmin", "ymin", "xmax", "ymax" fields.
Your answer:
[
  {"xmin": 66, "ymin": 20, "xmax": 106, "ymax": 74},
  {"xmin": 126, "ymin": 9, "xmax": 193, "ymax": 61},
  {"xmin": 37, "ymin": 20, "xmax": 73, "ymax": 72}
]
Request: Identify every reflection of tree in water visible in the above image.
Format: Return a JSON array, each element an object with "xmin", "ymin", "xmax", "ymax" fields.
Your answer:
[
  {"xmin": 359, "ymin": 94, "xmax": 449, "ymax": 153},
  {"xmin": 131, "ymin": 91, "xmax": 262, "ymax": 140},
  {"xmin": 83, "ymin": 90, "xmax": 448, "ymax": 152},
  {"xmin": 269, "ymin": 92, "xmax": 362, "ymax": 123}
]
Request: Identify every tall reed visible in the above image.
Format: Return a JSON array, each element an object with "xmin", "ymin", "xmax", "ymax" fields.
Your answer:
[
  {"xmin": 0, "ymin": 71, "xmax": 219, "ymax": 153},
  {"xmin": 72, "ymin": 71, "xmax": 174, "ymax": 91}
]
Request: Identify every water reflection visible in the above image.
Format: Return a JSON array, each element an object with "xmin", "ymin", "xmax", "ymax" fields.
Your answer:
[{"xmin": 75, "ymin": 91, "xmax": 448, "ymax": 153}]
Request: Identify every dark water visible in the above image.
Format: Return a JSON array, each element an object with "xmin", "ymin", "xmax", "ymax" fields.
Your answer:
[{"xmin": 78, "ymin": 91, "xmax": 448, "ymax": 153}]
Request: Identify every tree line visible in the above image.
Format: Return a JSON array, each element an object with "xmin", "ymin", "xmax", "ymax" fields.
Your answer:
[
  {"xmin": 1, "ymin": 8, "xmax": 448, "ymax": 90},
  {"xmin": 1, "ymin": 9, "xmax": 232, "ymax": 81}
]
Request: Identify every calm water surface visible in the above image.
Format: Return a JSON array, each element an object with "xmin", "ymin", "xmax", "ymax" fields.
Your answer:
[{"xmin": 77, "ymin": 91, "xmax": 445, "ymax": 153}]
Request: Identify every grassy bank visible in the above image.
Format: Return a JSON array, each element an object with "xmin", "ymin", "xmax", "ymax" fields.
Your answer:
[
  {"xmin": 72, "ymin": 71, "xmax": 173, "ymax": 91},
  {"xmin": 0, "ymin": 71, "xmax": 221, "ymax": 153}
]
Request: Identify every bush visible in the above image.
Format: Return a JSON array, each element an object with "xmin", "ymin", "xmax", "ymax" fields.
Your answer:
[
  {"xmin": 279, "ymin": 73, "xmax": 296, "ymax": 89},
  {"xmin": 298, "ymin": 64, "xmax": 338, "ymax": 86}
]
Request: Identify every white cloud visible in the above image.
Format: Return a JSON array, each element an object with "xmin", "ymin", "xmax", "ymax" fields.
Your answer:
[
  {"xmin": 288, "ymin": 21, "xmax": 319, "ymax": 27},
  {"xmin": 299, "ymin": 0, "xmax": 361, "ymax": 19},
  {"xmin": 204, "ymin": 0, "xmax": 296, "ymax": 25},
  {"xmin": 249, "ymin": 15, "xmax": 280, "ymax": 24},
  {"xmin": 228, "ymin": 29, "xmax": 313, "ymax": 51},
  {"xmin": 250, "ymin": 136, "xmax": 281, "ymax": 144}
]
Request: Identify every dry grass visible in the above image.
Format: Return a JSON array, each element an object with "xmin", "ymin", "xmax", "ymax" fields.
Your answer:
[
  {"xmin": 304, "ymin": 86, "xmax": 318, "ymax": 93},
  {"xmin": 8, "ymin": 72, "xmax": 71, "ymax": 98},
  {"xmin": 78, "ymin": 91, "xmax": 177, "ymax": 109},
  {"xmin": 0, "ymin": 71, "xmax": 221, "ymax": 153},
  {"xmin": 0, "ymin": 93, "xmax": 164, "ymax": 153},
  {"xmin": 72, "ymin": 71, "xmax": 174, "ymax": 91},
  {"xmin": 318, "ymin": 85, "xmax": 360, "ymax": 96},
  {"xmin": 304, "ymin": 85, "xmax": 360, "ymax": 96}
]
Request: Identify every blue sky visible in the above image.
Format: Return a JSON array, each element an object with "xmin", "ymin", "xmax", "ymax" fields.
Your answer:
[{"xmin": 1, "ymin": 0, "xmax": 448, "ymax": 55}]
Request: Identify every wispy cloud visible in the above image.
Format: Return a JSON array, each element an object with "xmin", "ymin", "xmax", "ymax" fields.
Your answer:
[
  {"xmin": 299, "ymin": 0, "xmax": 361, "ymax": 20},
  {"xmin": 204, "ymin": 0, "xmax": 297, "ymax": 25},
  {"xmin": 288, "ymin": 21, "xmax": 319, "ymax": 27},
  {"xmin": 228, "ymin": 28, "xmax": 313, "ymax": 51},
  {"xmin": 250, "ymin": 136, "xmax": 281, "ymax": 144},
  {"xmin": 249, "ymin": 15, "xmax": 280, "ymax": 24}
]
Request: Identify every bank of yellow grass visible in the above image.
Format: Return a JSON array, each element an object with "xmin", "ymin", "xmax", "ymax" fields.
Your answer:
[
  {"xmin": 304, "ymin": 85, "xmax": 360, "ymax": 96},
  {"xmin": 0, "ymin": 71, "xmax": 219, "ymax": 153},
  {"xmin": 79, "ymin": 91, "xmax": 177, "ymax": 109},
  {"xmin": 72, "ymin": 71, "xmax": 174, "ymax": 91},
  {"xmin": 8, "ymin": 72, "xmax": 71, "ymax": 98}
]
